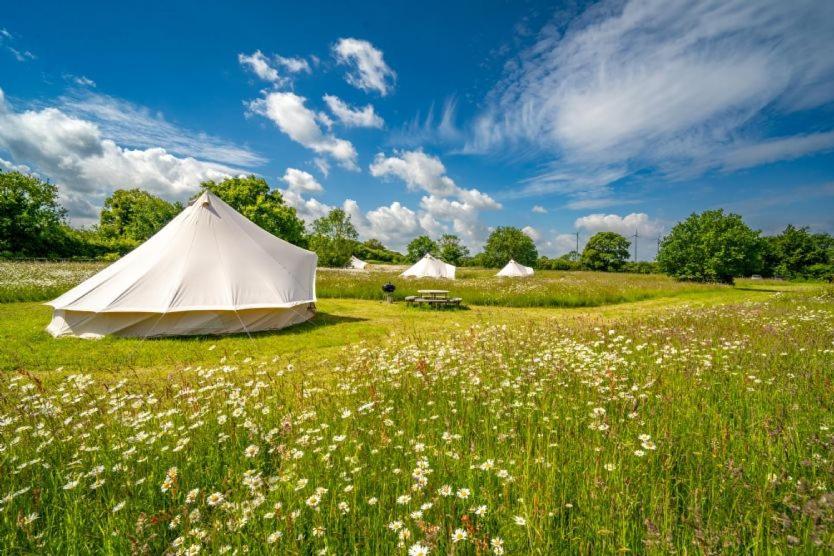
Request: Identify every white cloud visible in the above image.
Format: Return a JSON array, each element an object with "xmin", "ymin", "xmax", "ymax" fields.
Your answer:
[
  {"xmin": 0, "ymin": 157, "xmax": 32, "ymax": 174},
  {"xmin": 521, "ymin": 225, "xmax": 541, "ymax": 242},
  {"xmin": 343, "ymin": 199, "xmax": 421, "ymax": 249},
  {"xmin": 238, "ymin": 50, "xmax": 281, "ymax": 83},
  {"xmin": 73, "ymin": 76, "xmax": 96, "ymax": 88},
  {"xmin": 8, "ymin": 47, "xmax": 35, "ymax": 62},
  {"xmin": 532, "ymin": 205, "xmax": 548, "ymax": 214},
  {"xmin": 333, "ymin": 38, "xmax": 396, "ymax": 96},
  {"xmin": 574, "ymin": 213, "xmax": 663, "ymax": 239},
  {"xmin": 0, "ymin": 88, "xmax": 238, "ymax": 225},
  {"xmin": 388, "ymin": 98, "xmax": 462, "ymax": 148},
  {"xmin": 274, "ymin": 55, "xmax": 311, "ymax": 74},
  {"xmin": 60, "ymin": 91, "xmax": 266, "ymax": 166},
  {"xmin": 721, "ymin": 131, "xmax": 834, "ymax": 171},
  {"xmin": 368, "ymin": 149, "xmax": 501, "ymax": 248},
  {"xmin": 473, "ymin": 0, "xmax": 834, "ymax": 201},
  {"xmin": 238, "ymin": 51, "xmax": 311, "ymax": 88},
  {"xmin": 323, "ymin": 94, "xmax": 383, "ymax": 128},
  {"xmin": 281, "ymin": 167, "xmax": 323, "ymax": 194},
  {"xmin": 313, "ymin": 157, "xmax": 330, "ymax": 177},
  {"xmin": 248, "ymin": 92, "xmax": 358, "ymax": 170}
]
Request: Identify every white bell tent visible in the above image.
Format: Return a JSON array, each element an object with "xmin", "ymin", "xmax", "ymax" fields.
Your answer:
[
  {"xmin": 46, "ymin": 191, "xmax": 318, "ymax": 339},
  {"xmin": 348, "ymin": 255, "xmax": 368, "ymax": 270},
  {"xmin": 496, "ymin": 259, "xmax": 534, "ymax": 277},
  {"xmin": 400, "ymin": 253, "xmax": 456, "ymax": 279}
]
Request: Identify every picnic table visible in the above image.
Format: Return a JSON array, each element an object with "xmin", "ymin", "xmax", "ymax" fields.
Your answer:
[{"xmin": 405, "ymin": 289, "xmax": 462, "ymax": 308}]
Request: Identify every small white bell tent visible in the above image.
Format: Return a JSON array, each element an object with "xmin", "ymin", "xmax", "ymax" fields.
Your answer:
[
  {"xmin": 46, "ymin": 191, "xmax": 318, "ymax": 339},
  {"xmin": 496, "ymin": 259, "xmax": 534, "ymax": 277},
  {"xmin": 348, "ymin": 255, "xmax": 368, "ymax": 270},
  {"xmin": 400, "ymin": 253, "xmax": 456, "ymax": 279}
]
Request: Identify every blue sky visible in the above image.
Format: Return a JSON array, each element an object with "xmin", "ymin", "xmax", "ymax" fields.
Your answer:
[{"xmin": 1, "ymin": 0, "xmax": 833, "ymax": 258}]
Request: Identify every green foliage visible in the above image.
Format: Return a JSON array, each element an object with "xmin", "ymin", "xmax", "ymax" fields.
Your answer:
[
  {"xmin": 437, "ymin": 234, "xmax": 469, "ymax": 266},
  {"xmin": 538, "ymin": 255, "xmax": 580, "ymax": 271},
  {"xmin": 309, "ymin": 208, "xmax": 359, "ymax": 267},
  {"xmin": 581, "ymin": 232, "xmax": 630, "ymax": 272},
  {"xmin": 622, "ymin": 261, "xmax": 660, "ymax": 274},
  {"xmin": 0, "ymin": 171, "xmax": 68, "ymax": 257},
  {"xmin": 99, "ymin": 189, "xmax": 182, "ymax": 243},
  {"xmin": 763, "ymin": 225, "xmax": 833, "ymax": 278},
  {"xmin": 406, "ymin": 235, "xmax": 438, "ymax": 262},
  {"xmin": 657, "ymin": 210, "xmax": 763, "ymax": 284},
  {"xmin": 199, "ymin": 175, "xmax": 307, "ymax": 247},
  {"xmin": 482, "ymin": 227, "xmax": 538, "ymax": 268},
  {"xmin": 353, "ymin": 239, "xmax": 404, "ymax": 264}
]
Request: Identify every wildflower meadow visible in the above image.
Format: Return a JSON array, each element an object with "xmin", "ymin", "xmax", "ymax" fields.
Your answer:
[{"xmin": 1, "ymin": 264, "xmax": 833, "ymax": 553}]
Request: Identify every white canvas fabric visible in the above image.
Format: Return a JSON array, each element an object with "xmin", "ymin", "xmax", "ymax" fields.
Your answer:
[
  {"xmin": 46, "ymin": 191, "xmax": 318, "ymax": 338},
  {"xmin": 496, "ymin": 259, "xmax": 534, "ymax": 277},
  {"xmin": 348, "ymin": 256, "xmax": 367, "ymax": 270},
  {"xmin": 400, "ymin": 254, "xmax": 456, "ymax": 279}
]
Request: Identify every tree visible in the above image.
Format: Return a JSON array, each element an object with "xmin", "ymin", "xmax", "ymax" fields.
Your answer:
[
  {"xmin": 482, "ymin": 227, "xmax": 538, "ymax": 268},
  {"xmin": 581, "ymin": 232, "xmax": 630, "ymax": 272},
  {"xmin": 199, "ymin": 175, "xmax": 306, "ymax": 247},
  {"xmin": 437, "ymin": 234, "xmax": 469, "ymax": 266},
  {"xmin": 309, "ymin": 208, "xmax": 358, "ymax": 267},
  {"xmin": 406, "ymin": 235, "xmax": 437, "ymax": 262},
  {"xmin": 0, "ymin": 171, "xmax": 68, "ymax": 256},
  {"xmin": 99, "ymin": 189, "xmax": 182, "ymax": 244},
  {"xmin": 765, "ymin": 225, "xmax": 829, "ymax": 278},
  {"xmin": 657, "ymin": 209, "xmax": 763, "ymax": 284}
]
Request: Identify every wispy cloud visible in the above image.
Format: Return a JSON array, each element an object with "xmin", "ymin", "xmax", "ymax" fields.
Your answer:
[
  {"xmin": 60, "ymin": 91, "xmax": 266, "ymax": 167},
  {"xmin": 471, "ymin": 0, "xmax": 834, "ymax": 202},
  {"xmin": 333, "ymin": 38, "xmax": 396, "ymax": 96}
]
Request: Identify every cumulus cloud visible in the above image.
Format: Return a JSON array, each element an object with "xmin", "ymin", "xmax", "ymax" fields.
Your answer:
[
  {"xmin": 281, "ymin": 167, "xmax": 323, "ymax": 194},
  {"xmin": 323, "ymin": 94, "xmax": 384, "ymax": 128},
  {"xmin": 532, "ymin": 205, "xmax": 548, "ymax": 214},
  {"xmin": 238, "ymin": 51, "xmax": 310, "ymax": 87},
  {"xmin": 575, "ymin": 213, "xmax": 664, "ymax": 239},
  {"xmin": 333, "ymin": 38, "xmax": 396, "ymax": 96},
  {"xmin": 248, "ymin": 92, "xmax": 358, "ymax": 170},
  {"xmin": 0, "ymin": 88, "xmax": 238, "ymax": 225},
  {"xmin": 521, "ymin": 225, "xmax": 541, "ymax": 242},
  {"xmin": 473, "ymin": 0, "xmax": 834, "ymax": 201},
  {"xmin": 367, "ymin": 149, "xmax": 501, "ymax": 248},
  {"xmin": 60, "ymin": 91, "xmax": 266, "ymax": 166}
]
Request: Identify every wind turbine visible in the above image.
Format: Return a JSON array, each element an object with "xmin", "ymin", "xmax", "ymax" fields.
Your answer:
[{"xmin": 631, "ymin": 229, "xmax": 639, "ymax": 262}]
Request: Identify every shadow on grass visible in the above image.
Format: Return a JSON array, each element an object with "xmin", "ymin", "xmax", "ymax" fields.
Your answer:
[
  {"xmin": 733, "ymin": 286, "xmax": 794, "ymax": 293},
  {"xmin": 144, "ymin": 311, "xmax": 367, "ymax": 342}
]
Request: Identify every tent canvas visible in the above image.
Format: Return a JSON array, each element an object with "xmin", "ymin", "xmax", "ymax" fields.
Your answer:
[
  {"xmin": 400, "ymin": 253, "xmax": 456, "ymax": 279},
  {"xmin": 46, "ymin": 191, "xmax": 318, "ymax": 339},
  {"xmin": 348, "ymin": 255, "xmax": 367, "ymax": 270},
  {"xmin": 496, "ymin": 259, "xmax": 534, "ymax": 277}
]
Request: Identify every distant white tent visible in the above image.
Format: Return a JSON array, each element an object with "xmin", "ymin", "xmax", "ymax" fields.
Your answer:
[
  {"xmin": 46, "ymin": 191, "xmax": 318, "ymax": 339},
  {"xmin": 496, "ymin": 259, "xmax": 534, "ymax": 277},
  {"xmin": 348, "ymin": 255, "xmax": 368, "ymax": 270},
  {"xmin": 401, "ymin": 253, "xmax": 456, "ymax": 279}
]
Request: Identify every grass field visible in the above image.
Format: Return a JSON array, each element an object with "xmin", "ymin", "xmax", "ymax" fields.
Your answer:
[
  {"xmin": 1, "ymin": 260, "xmax": 726, "ymax": 307},
  {"xmin": 1, "ymin": 262, "xmax": 832, "ymax": 553}
]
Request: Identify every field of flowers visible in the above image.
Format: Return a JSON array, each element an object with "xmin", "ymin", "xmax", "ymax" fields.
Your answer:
[
  {"xmin": 1, "ymin": 283, "xmax": 832, "ymax": 553},
  {"xmin": 0, "ymin": 261, "xmax": 724, "ymax": 307},
  {"xmin": 319, "ymin": 268, "xmax": 725, "ymax": 307},
  {"xmin": 0, "ymin": 260, "xmax": 104, "ymax": 303}
]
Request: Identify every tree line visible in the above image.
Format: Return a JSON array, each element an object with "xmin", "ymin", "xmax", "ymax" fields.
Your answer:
[{"xmin": 2, "ymin": 170, "xmax": 832, "ymax": 282}]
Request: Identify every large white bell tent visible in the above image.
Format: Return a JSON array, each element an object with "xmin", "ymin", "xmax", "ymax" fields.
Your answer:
[
  {"xmin": 496, "ymin": 259, "xmax": 534, "ymax": 277},
  {"xmin": 348, "ymin": 255, "xmax": 368, "ymax": 270},
  {"xmin": 46, "ymin": 191, "xmax": 318, "ymax": 339},
  {"xmin": 400, "ymin": 253, "xmax": 456, "ymax": 279}
]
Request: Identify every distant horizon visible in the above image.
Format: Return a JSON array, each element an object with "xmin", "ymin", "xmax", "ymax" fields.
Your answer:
[{"xmin": 2, "ymin": 0, "xmax": 833, "ymax": 259}]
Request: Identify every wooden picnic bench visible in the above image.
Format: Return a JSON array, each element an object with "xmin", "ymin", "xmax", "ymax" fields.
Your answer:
[{"xmin": 405, "ymin": 290, "xmax": 463, "ymax": 309}]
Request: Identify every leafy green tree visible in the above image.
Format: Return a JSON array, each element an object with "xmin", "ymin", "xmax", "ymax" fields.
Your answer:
[
  {"xmin": 657, "ymin": 209, "xmax": 763, "ymax": 284},
  {"xmin": 99, "ymin": 189, "xmax": 182, "ymax": 244},
  {"xmin": 437, "ymin": 234, "xmax": 469, "ymax": 266},
  {"xmin": 363, "ymin": 238, "xmax": 386, "ymax": 251},
  {"xmin": 406, "ymin": 235, "xmax": 438, "ymax": 262},
  {"xmin": 482, "ymin": 227, "xmax": 538, "ymax": 268},
  {"xmin": 765, "ymin": 225, "xmax": 829, "ymax": 278},
  {"xmin": 199, "ymin": 175, "xmax": 307, "ymax": 247},
  {"xmin": 581, "ymin": 232, "xmax": 631, "ymax": 272},
  {"xmin": 0, "ymin": 171, "xmax": 68, "ymax": 256},
  {"xmin": 354, "ymin": 239, "xmax": 404, "ymax": 263},
  {"xmin": 309, "ymin": 208, "xmax": 358, "ymax": 267}
]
